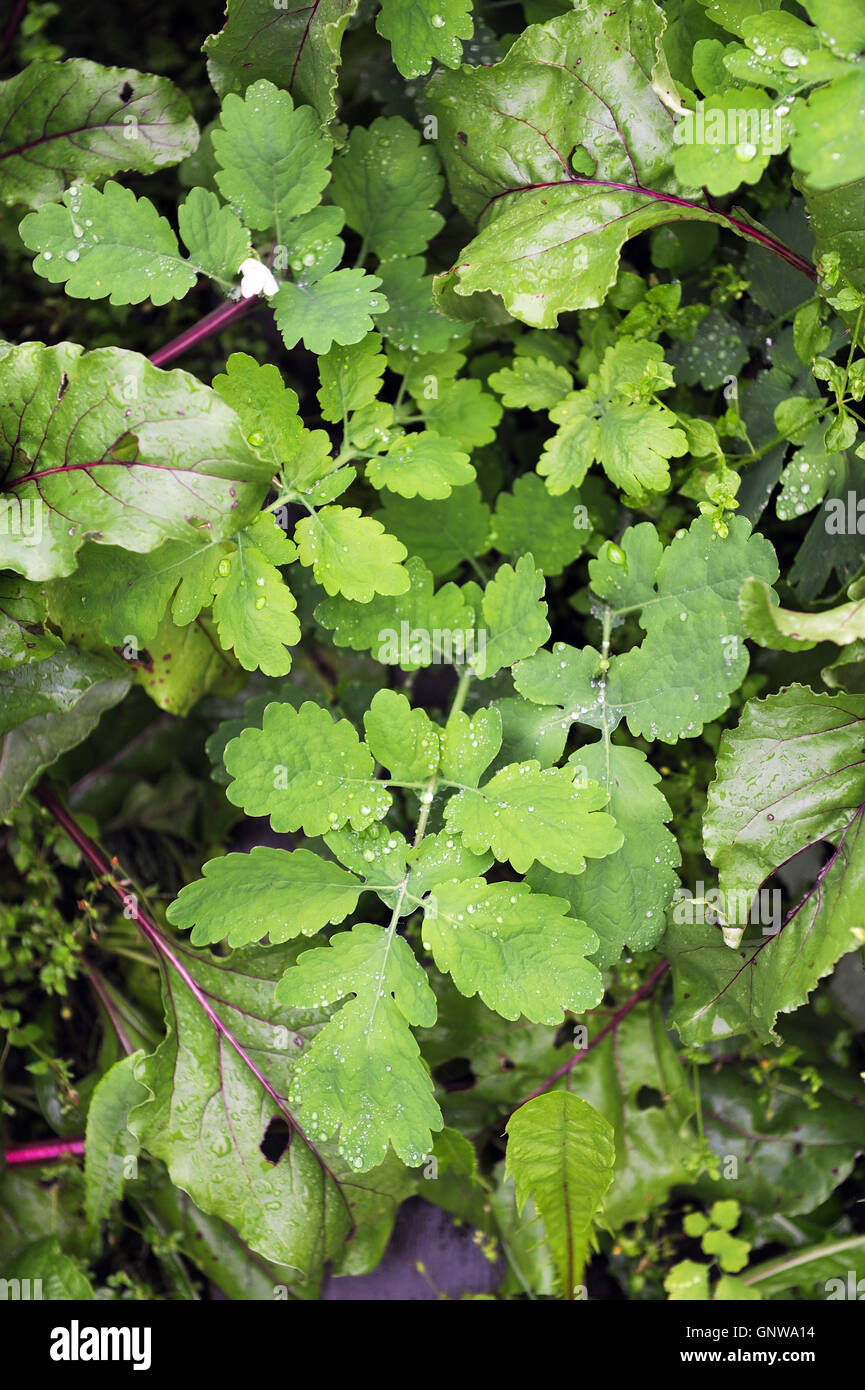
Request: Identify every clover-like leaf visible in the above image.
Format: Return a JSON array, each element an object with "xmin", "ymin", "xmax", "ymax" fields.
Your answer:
[
  {"xmin": 331, "ymin": 116, "xmax": 444, "ymax": 258},
  {"xmin": 422, "ymin": 879, "xmax": 603, "ymax": 1023},
  {"xmin": 444, "ymin": 761, "xmax": 622, "ymax": 874},
  {"xmin": 212, "ymin": 515, "xmax": 300, "ymax": 676},
  {"xmin": 529, "ymin": 746, "xmax": 680, "ymax": 969},
  {"xmin": 376, "ymin": 0, "xmax": 474, "ymax": 78},
  {"xmin": 539, "ymin": 340, "xmax": 688, "ymax": 497},
  {"xmin": 20, "ymin": 183, "xmax": 198, "ymax": 306},
  {"xmin": 295, "ymin": 505, "xmax": 408, "ymax": 601},
  {"xmin": 492, "ymin": 473, "xmax": 590, "ymax": 574},
  {"xmin": 376, "ymin": 483, "xmax": 491, "ymax": 576},
  {"xmin": 367, "ymin": 431, "xmax": 474, "ymax": 500},
  {"xmin": 315, "ymin": 556, "xmax": 475, "ymax": 666},
  {"xmin": 363, "ymin": 689, "xmax": 441, "ymax": 783},
  {"xmin": 212, "ymin": 79, "xmax": 331, "ymax": 238},
  {"xmin": 375, "ymin": 257, "xmax": 461, "ymax": 354},
  {"xmin": 224, "ymin": 699, "xmax": 391, "ymax": 834},
  {"xmin": 672, "ymin": 90, "xmax": 781, "ymax": 197},
  {"xmin": 474, "ymin": 554, "xmax": 550, "ymax": 679},
  {"xmin": 276, "ymin": 923, "xmax": 441, "ymax": 1170},
  {"xmin": 317, "ymin": 335, "xmax": 386, "ymax": 423},
  {"xmin": 514, "ymin": 516, "xmax": 778, "ymax": 744},
  {"xmin": 167, "ymin": 847, "xmax": 365, "ymax": 947},
  {"xmin": 273, "ymin": 270, "xmax": 386, "ymax": 354},
  {"xmin": 489, "ymin": 356, "xmax": 573, "ymax": 410}
]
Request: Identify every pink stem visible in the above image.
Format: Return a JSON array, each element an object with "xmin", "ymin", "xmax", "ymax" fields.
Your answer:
[
  {"xmin": 31, "ymin": 782, "xmax": 350, "ymax": 1218},
  {"xmin": 149, "ymin": 297, "xmax": 255, "ymax": 369},
  {"xmin": 4, "ymin": 1137, "xmax": 85, "ymax": 1167},
  {"xmin": 513, "ymin": 959, "xmax": 671, "ymax": 1110}
]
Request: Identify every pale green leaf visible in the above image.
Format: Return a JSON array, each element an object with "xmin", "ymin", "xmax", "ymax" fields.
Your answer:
[{"xmin": 505, "ymin": 1092, "xmax": 615, "ymax": 1294}]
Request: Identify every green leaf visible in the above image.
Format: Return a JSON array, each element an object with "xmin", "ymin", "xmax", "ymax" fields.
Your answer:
[
  {"xmin": 331, "ymin": 116, "xmax": 444, "ymax": 257},
  {"xmin": 376, "ymin": 0, "xmax": 474, "ymax": 78},
  {"xmin": 741, "ymin": 1235, "xmax": 865, "ymax": 1300},
  {"xmin": 224, "ymin": 698, "xmax": 392, "ymax": 834},
  {"xmin": 278, "ymin": 205, "xmax": 345, "ymax": 282},
  {"xmin": 272, "ymin": 269, "xmax": 386, "ymax": 354},
  {"xmin": 791, "ymin": 70, "xmax": 865, "ymax": 191},
  {"xmin": 84, "ymin": 1054, "xmax": 147, "ymax": 1228},
  {"xmin": 488, "ymin": 356, "xmax": 573, "ymax": 410},
  {"xmin": 0, "ymin": 58, "xmax": 197, "ymax": 208},
  {"xmin": 315, "ymin": 556, "xmax": 475, "ymax": 667},
  {"xmin": 514, "ymin": 516, "xmax": 778, "ymax": 744},
  {"xmin": 375, "ymin": 257, "xmax": 461, "ymax": 353},
  {"xmin": 505, "ymin": 1092, "xmax": 615, "ymax": 1294},
  {"xmin": 694, "ymin": 1065, "xmax": 864, "ymax": 1217},
  {"xmin": 422, "ymin": 879, "xmax": 603, "ymax": 1022},
  {"xmin": 670, "ymin": 684, "xmax": 865, "ymax": 1042},
  {"xmin": 0, "ymin": 647, "xmax": 123, "ymax": 737},
  {"xmin": 703, "ymin": 1227, "xmax": 750, "ymax": 1272},
  {"xmin": 295, "ymin": 505, "xmax": 408, "ymax": 601},
  {"xmin": 665, "ymin": 1260, "xmax": 709, "ymax": 1300},
  {"xmin": 275, "ymin": 923, "xmax": 441, "ymax": 1170},
  {"xmin": 416, "ymin": 378, "xmax": 503, "ymax": 451},
  {"xmin": 20, "ymin": 182, "xmax": 194, "ymax": 305},
  {"xmin": 212, "ymin": 79, "xmax": 331, "ymax": 237},
  {"xmin": 567, "ymin": 1002, "xmax": 701, "ymax": 1225},
  {"xmin": 21, "ymin": 182, "xmax": 252, "ymax": 304},
  {"xmin": 740, "ymin": 576, "xmax": 865, "ymax": 651},
  {"xmin": 0, "ymin": 342, "xmax": 269, "ymax": 581},
  {"xmin": 444, "ymin": 760, "xmax": 622, "ymax": 874},
  {"xmin": 367, "ymin": 431, "xmax": 474, "ymax": 500},
  {"xmin": 205, "ymin": 0, "xmax": 358, "ymax": 125},
  {"xmin": 376, "ymin": 483, "xmax": 491, "ymax": 576},
  {"xmin": 213, "ymin": 352, "xmax": 336, "ymax": 494},
  {"xmin": 440, "ymin": 706, "xmax": 502, "ymax": 787},
  {"xmin": 474, "ymin": 554, "xmax": 550, "ymax": 679},
  {"xmin": 672, "ymin": 89, "xmax": 781, "ymax": 196},
  {"xmin": 363, "ymin": 689, "xmax": 441, "ymax": 782},
  {"xmin": 46, "ymin": 537, "xmax": 222, "ymax": 647},
  {"xmin": 317, "ymin": 335, "xmax": 386, "ymax": 423},
  {"xmin": 131, "ymin": 611, "xmax": 238, "ymax": 716},
  {"xmin": 167, "ymin": 847, "xmax": 365, "ymax": 946},
  {"xmin": 212, "ymin": 516, "xmax": 300, "ymax": 676},
  {"xmin": 0, "ymin": 661, "xmax": 129, "ymax": 816},
  {"xmin": 539, "ymin": 339, "xmax": 688, "ymax": 497},
  {"xmin": 491, "ymin": 473, "xmax": 589, "ymax": 574},
  {"xmin": 177, "ymin": 186, "xmax": 251, "ymax": 285},
  {"xmin": 2, "ymin": 1237, "xmax": 94, "ymax": 1300},
  {"xmin": 529, "ymin": 745, "xmax": 680, "ymax": 969},
  {"xmin": 0, "ymin": 576, "xmax": 60, "ymax": 669},
  {"xmin": 130, "ymin": 937, "xmax": 411, "ymax": 1275},
  {"xmin": 428, "ymin": 5, "xmax": 721, "ymax": 324}
]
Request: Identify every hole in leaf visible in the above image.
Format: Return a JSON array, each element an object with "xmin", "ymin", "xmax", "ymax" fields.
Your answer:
[
  {"xmin": 260, "ymin": 1116, "xmax": 291, "ymax": 1164},
  {"xmin": 432, "ymin": 1056, "xmax": 476, "ymax": 1093},
  {"xmin": 635, "ymin": 1085, "xmax": 663, "ymax": 1110},
  {"xmin": 120, "ymin": 82, "xmax": 134, "ymax": 101}
]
